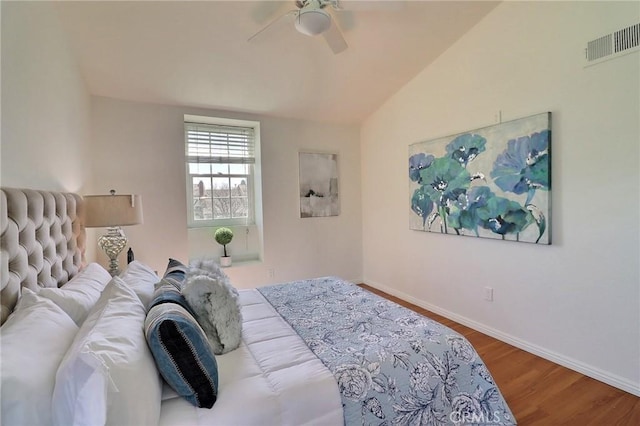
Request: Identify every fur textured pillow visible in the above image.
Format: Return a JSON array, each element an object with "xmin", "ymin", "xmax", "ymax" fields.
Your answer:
[{"xmin": 182, "ymin": 259, "xmax": 242, "ymax": 354}]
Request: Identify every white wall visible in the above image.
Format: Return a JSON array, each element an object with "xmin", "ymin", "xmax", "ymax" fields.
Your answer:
[
  {"xmin": 1, "ymin": 1, "xmax": 91, "ymax": 192},
  {"xmin": 90, "ymin": 96, "xmax": 362, "ymax": 285},
  {"xmin": 361, "ymin": 1, "xmax": 639, "ymax": 395}
]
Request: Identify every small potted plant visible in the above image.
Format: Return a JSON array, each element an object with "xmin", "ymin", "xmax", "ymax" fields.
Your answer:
[{"xmin": 214, "ymin": 227, "xmax": 234, "ymax": 267}]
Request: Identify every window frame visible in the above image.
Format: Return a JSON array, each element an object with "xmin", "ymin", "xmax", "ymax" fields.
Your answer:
[{"xmin": 184, "ymin": 115, "xmax": 260, "ymax": 228}]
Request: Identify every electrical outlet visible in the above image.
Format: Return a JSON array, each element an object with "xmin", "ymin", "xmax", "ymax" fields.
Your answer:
[
  {"xmin": 484, "ymin": 287, "xmax": 494, "ymax": 302},
  {"xmin": 268, "ymin": 268, "xmax": 275, "ymax": 279}
]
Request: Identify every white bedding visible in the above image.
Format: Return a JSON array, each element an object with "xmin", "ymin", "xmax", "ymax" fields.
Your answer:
[{"xmin": 159, "ymin": 289, "xmax": 343, "ymax": 426}]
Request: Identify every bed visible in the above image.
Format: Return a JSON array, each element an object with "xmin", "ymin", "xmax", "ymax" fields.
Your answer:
[{"xmin": 1, "ymin": 187, "xmax": 516, "ymax": 425}]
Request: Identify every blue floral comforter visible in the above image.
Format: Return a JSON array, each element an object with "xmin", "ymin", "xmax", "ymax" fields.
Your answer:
[{"xmin": 259, "ymin": 277, "xmax": 516, "ymax": 426}]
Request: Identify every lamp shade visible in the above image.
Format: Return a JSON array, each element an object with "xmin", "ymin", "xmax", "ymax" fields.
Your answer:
[{"xmin": 84, "ymin": 193, "xmax": 143, "ymax": 227}]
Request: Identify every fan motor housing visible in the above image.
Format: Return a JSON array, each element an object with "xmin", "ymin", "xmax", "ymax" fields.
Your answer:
[{"xmin": 295, "ymin": 8, "xmax": 331, "ymax": 36}]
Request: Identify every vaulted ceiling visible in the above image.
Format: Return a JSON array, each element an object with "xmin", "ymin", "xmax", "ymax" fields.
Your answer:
[{"xmin": 54, "ymin": 1, "xmax": 499, "ymax": 124}]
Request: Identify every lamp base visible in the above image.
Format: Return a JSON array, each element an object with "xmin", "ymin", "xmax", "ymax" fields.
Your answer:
[{"xmin": 98, "ymin": 227, "xmax": 128, "ymax": 276}]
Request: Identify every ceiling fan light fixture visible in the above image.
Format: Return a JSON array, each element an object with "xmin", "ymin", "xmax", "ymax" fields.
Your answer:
[{"xmin": 295, "ymin": 9, "xmax": 331, "ymax": 36}]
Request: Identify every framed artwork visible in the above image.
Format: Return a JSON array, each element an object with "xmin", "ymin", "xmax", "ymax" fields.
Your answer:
[
  {"xmin": 299, "ymin": 152, "xmax": 340, "ymax": 218},
  {"xmin": 409, "ymin": 112, "xmax": 551, "ymax": 244}
]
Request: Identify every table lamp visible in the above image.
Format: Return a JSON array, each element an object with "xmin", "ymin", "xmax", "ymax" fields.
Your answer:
[{"xmin": 84, "ymin": 190, "xmax": 143, "ymax": 276}]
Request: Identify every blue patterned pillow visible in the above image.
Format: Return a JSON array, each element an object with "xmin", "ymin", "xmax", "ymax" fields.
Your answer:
[{"xmin": 144, "ymin": 258, "xmax": 218, "ymax": 409}]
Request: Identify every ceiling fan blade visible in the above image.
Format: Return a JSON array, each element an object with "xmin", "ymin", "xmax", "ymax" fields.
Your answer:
[
  {"xmin": 248, "ymin": 9, "xmax": 297, "ymax": 43},
  {"xmin": 337, "ymin": 0, "xmax": 406, "ymax": 11},
  {"xmin": 250, "ymin": 1, "xmax": 291, "ymax": 25},
  {"xmin": 322, "ymin": 20, "xmax": 347, "ymax": 54}
]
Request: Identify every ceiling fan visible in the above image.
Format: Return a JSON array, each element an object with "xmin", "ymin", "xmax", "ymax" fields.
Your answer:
[{"xmin": 248, "ymin": 0, "xmax": 348, "ymax": 55}]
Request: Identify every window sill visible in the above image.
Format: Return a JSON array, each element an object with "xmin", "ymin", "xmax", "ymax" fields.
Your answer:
[
  {"xmin": 220, "ymin": 258, "xmax": 261, "ymax": 269},
  {"xmin": 188, "ymin": 256, "xmax": 261, "ymax": 269}
]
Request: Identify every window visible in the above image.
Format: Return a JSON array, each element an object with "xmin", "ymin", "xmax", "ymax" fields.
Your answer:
[{"xmin": 185, "ymin": 116, "xmax": 260, "ymax": 228}]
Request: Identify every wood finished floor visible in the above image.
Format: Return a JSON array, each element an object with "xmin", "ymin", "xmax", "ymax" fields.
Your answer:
[{"xmin": 359, "ymin": 284, "xmax": 640, "ymax": 426}]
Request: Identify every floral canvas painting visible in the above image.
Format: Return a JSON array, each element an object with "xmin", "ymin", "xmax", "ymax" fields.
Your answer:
[{"xmin": 409, "ymin": 112, "xmax": 551, "ymax": 244}]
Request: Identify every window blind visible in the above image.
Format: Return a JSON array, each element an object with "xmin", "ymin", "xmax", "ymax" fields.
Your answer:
[{"xmin": 185, "ymin": 122, "xmax": 255, "ymax": 164}]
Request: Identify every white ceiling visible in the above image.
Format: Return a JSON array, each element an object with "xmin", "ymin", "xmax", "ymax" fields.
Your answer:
[{"xmin": 54, "ymin": 1, "xmax": 499, "ymax": 124}]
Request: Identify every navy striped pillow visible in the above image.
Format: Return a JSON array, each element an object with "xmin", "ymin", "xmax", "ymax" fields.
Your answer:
[
  {"xmin": 144, "ymin": 295, "xmax": 218, "ymax": 408},
  {"xmin": 163, "ymin": 258, "xmax": 188, "ymax": 290},
  {"xmin": 149, "ymin": 279, "xmax": 192, "ymax": 313}
]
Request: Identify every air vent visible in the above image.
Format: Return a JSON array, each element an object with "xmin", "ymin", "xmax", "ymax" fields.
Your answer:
[
  {"xmin": 585, "ymin": 23, "xmax": 639, "ymax": 66},
  {"xmin": 614, "ymin": 23, "xmax": 640, "ymax": 53},
  {"xmin": 587, "ymin": 34, "xmax": 613, "ymax": 61}
]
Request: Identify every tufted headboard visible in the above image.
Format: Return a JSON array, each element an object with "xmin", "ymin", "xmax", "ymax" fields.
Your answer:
[{"xmin": 0, "ymin": 188, "xmax": 86, "ymax": 325}]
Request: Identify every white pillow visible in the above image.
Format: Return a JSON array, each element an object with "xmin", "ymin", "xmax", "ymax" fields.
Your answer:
[
  {"xmin": 52, "ymin": 277, "xmax": 162, "ymax": 426},
  {"xmin": 1, "ymin": 288, "xmax": 79, "ymax": 426},
  {"xmin": 119, "ymin": 260, "xmax": 158, "ymax": 309},
  {"xmin": 37, "ymin": 262, "xmax": 111, "ymax": 326}
]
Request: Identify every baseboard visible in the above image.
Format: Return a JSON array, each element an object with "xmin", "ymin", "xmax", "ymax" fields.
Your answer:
[{"xmin": 363, "ymin": 278, "xmax": 640, "ymax": 397}]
